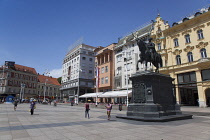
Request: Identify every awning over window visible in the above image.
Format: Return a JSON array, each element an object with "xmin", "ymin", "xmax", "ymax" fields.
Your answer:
[{"xmin": 79, "ymin": 90, "xmax": 132, "ymax": 98}]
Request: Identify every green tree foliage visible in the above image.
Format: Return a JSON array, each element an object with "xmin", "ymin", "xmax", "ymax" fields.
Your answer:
[{"xmin": 57, "ymin": 77, "xmax": 62, "ymax": 84}]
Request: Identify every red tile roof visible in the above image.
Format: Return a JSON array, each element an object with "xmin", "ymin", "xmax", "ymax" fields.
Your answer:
[
  {"xmin": 38, "ymin": 75, "xmax": 61, "ymax": 86},
  {"xmin": 14, "ymin": 64, "xmax": 37, "ymax": 75}
]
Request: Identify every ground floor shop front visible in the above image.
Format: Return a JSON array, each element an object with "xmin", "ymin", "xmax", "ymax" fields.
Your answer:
[{"xmin": 171, "ymin": 69, "xmax": 210, "ymax": 108}]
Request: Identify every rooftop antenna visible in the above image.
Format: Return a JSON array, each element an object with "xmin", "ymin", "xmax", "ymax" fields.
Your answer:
[
  {"xmin": 67, "ymin": 37, "xmax": 84, "ymax": 53},
  {"xmin": 157, "ymin": 8, "xmax": 160, "ymax": 16}
]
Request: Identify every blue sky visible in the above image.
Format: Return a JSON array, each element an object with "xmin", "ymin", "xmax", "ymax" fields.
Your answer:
[{"xmin": 0, "ymin": 0, "xmax": 209, "ymax": 78}]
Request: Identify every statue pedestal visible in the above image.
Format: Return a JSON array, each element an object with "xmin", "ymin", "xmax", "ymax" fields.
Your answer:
[{"xmin": 116, "ymin": 71, "xmax": 192, "ymax": 122}]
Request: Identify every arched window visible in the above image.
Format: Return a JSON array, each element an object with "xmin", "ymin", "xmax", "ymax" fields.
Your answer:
[
  {"xmin": 197, "ymin": 30, "xmax": 204, "ymax": 40},
  {"xmin": 200, "ymin": 48, "xmax": 207, "ymax": 58},
  {"xmin": 185, "ymin": 34, "xmax": 191, "ymax": 43},
  {"xmin": 187, "ymin": 52, "xmax": 193, "ymax": 62},
  {"xmin": 176, "ymin": 55, "xmax": 181, "ymax": 65},
  {"xmin": 174, "ymin": 38, "xmax": 179, "ymax": 47}
]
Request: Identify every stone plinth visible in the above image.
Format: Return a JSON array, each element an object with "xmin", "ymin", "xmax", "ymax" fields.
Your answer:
[{"xmin": 116, "ymin": 71, "xmax": 192, "ymax": 122}]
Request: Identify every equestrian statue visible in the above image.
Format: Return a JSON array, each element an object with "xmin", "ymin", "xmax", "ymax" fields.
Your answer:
[{"xmin": 133, "ymin": 34, "xmax": 162, "ymax": 72}]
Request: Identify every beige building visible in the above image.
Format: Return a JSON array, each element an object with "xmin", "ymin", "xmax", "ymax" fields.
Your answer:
[
  {"xmin": 151, "ymin": 7, "xmax": 210, "ymax": 107},
  {"xmin": 37, "ymin": 74, "xmax": 61, "ymax": 101},
  {"xmin": 0, "ymin": 61, "xmax": 38, "ymax": 101}
]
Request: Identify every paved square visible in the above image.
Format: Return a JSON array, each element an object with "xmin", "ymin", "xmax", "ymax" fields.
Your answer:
[{"xmin": 0, "ymin": 103, "xmax": 210, "ymax": 140}]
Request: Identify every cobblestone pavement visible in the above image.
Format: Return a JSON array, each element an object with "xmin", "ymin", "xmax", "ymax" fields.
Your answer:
[{"xmin": 0, "ymin": 103, "xmax": 210, "ymax": 140}]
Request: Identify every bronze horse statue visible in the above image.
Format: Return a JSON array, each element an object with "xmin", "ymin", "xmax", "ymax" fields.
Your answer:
[{"xmin": 134, "ymin": 36, "xmax": 162, "ymax": 72}]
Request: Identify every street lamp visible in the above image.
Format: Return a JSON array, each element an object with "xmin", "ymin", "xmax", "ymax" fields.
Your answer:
[
  {"xmin": 20, "ymin": 83, "xmax": 25, "ymax": 103},
  {"xmin": 43, "ymin": 79, "xmax": 48, "ymax": 102},
  {"xmin": 43, "ymin": 70, "xmax": 50, "ymax": 103},
  {"xmin": 123, "ymin": 48, "xmax": 129, "ymax": 107},
  {"xmin": 76, "ymin": 69, "xmax": 82, "ymax": 105}
]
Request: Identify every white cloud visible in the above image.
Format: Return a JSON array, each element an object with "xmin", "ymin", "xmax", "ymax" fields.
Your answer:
[{"xmin": 49, "ymin": 68, "xmax": 62, "ymax": 78}]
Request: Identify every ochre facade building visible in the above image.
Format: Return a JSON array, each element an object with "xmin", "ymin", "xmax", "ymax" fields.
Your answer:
[{"xmin": 151, "ymin": 7, "xmax": 210, "ymax": 107}]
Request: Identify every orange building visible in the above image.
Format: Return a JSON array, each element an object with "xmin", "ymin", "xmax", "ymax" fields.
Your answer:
[{"xmin": 94, "ymin": 43, "xmax": 116, "ymax": 103}]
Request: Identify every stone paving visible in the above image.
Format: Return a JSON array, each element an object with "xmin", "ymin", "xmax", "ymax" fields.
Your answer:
[{"xmin": 0, "ymin": 103, "xmax": 210, "ymax": 140}]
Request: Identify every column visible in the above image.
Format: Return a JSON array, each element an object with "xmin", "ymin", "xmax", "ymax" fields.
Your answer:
[
  {"xmin": 170, "ymin": 72, "xmax": 181, "ymax": 104},
  {"xmin": 196, "ymin": 70, "xmax": 207, "ymax": 107}
]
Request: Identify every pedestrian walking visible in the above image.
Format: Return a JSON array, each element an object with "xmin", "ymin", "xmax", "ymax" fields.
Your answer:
[
  {"xmin": 14, "ymin": 100, "xmax": 18, "ymax": 111},
  {"xmin": 30, "ymin": 100, "xmax": 36, "ymax": 115},
  {"xmin": 105, "ymin": 102, "xmax": 112, "ymax": 120},
  {"xmin": 54, "ymin": 100, "xmax": 57, "ymax": 106},
  {"xmin": 119, "ymin": 102, "xmax": 122, "ymax": 111},
  {"xmin": 85, "ymin": 102, "xmax": 90, "ymax": 118}
]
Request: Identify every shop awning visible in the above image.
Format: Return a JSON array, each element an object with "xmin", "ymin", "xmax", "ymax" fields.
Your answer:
[
  {"xmin": 79, "ymin": 92, "xmax": 103, "ymax": 98},
  {"xmin": 99, "ymin": 90, "xmax": 132, "ymax": 97},
  {"xmin": 79, "ymin": 90, "xmax": 132, "ymax": 98}
]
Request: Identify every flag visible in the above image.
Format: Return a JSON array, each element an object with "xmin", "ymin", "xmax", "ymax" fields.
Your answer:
[{"xmin": 96, "ymin": 67, "xmax": 100, "ymax": 88}]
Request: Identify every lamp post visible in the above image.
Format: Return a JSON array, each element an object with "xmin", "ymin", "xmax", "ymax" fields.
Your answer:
[
  {"xmin": 43, "ymin": 79, "xmax": 48, "ymax": 102},
  {"xmin": 20, "ymin": 83, "xmax": 25, "ymax": 103},
  {"xmin": 76, "ymin": 69, "xmax": 82, "ymax": 105},
  {"xmin": 43, "ymin": 70, "xmax": 50, "ymax": 103},
  {"xmin": 123, "ymin": 48, "xmax": 129, "ymax": 107}
]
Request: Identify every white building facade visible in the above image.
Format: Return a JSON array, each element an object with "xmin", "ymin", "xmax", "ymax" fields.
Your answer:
[
  {"xmin": 114, "ymin": 23, "xmax": 153, "ymax": 93},
  {"xmin": 61, "ymin": 43, "xmax": 96, "ymax": 103}
]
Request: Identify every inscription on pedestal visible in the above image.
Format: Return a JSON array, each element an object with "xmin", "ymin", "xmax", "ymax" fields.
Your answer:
[{"xmin": 133, "ymin": 83, "xmax": 145, "ymax": 103}]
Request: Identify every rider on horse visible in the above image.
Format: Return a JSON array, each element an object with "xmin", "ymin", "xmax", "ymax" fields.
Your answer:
[{"xmin": 145, "ymin": 38, "xmax": 156, "ymax": 61}]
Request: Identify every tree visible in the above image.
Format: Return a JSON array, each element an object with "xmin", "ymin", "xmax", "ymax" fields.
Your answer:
[{"xmin": 57, "ymin": 77, "xmax": 62, "ymax": 84}]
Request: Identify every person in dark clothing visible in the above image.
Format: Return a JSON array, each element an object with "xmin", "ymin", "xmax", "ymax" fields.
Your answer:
[
  {"xmin": 119, "ymin": 102, "xmax": 122, "ymax": 111},
  {"xmin": 85, "ymin": 103, "xmax": 90, "ymax": 119},
  {"xmin": 14, "ymin": 100, "xmax": 18, "ymax": 111},
  {"xmin": 30, "ymin": 100, "xmax": 36, "ymax": 115}
]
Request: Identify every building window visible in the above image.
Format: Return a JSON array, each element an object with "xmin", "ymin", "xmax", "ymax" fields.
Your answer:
[
  {"xmin": 201, "ymin": 69, "xmax": 210, "ymax": 81},
  {"xmin": 89, "ymin": 58, "xmax": 93, "ymax": 61},
  {"xmin": 187, "ymin": 52, "xmax": 193, "ymax": 62},
  {"xmin": 185, "ymin": 34, "xmax": 191, "ymax": 43},
  {"xmin": 89, "ymin": 70, "xmax": 92, "ymax": 74},
  {"xmin": 117, "ymin": 54, "xmax": 122, "ymax": 62},
  {"xmin": 82, "ymin": 57, "xmax": 86, "ymax": 60},
  {"xmin": 105, "ymin": 66, "xmax": 108, "ymax": 72},
  {"xmin": 105, "ymin": 77, "xmax": 108, "ymax": 83},
  {"xmin": 101, "ymin": 67, "xmax": 104, "ymax": 73},
  {"xmin": 157, "ymin": 43, "xmax": 161, "ymax": 50},
  {"xmin": 197, "ymin": 29, "xmax": 204, "ymax": 40},
  {"xmin": 101, "ymin": 77, "xmax": 104, "ymax": 84},
  {"xmin": 174, "ymin": 38, "xmax": 179, "ymax": 47},
  {"xmin": 200, "ymin": 48, "xmax": 207, "ymax": 58},
  {"xmin": 176, "ymin": 55, "xmax": 181, "ymax": 65},
  {"xmin": 177, "ymin": 72, "xmax": 196, "ymax": 83},
  {"xmin": 117, "ymin": 67, "xmax": 121, "ymax": 75}
]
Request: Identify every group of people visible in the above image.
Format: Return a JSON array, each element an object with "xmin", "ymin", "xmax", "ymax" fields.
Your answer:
[
  {"xmin": 13, "ymin": 100, "xmax": 117, "ymax": 119},
  {"xmin": 85, "ymin": 102, "xmax": 113, "ymax": 120},
  {"xmin": 13, "ymin": 99, "xmax": 36, "ymax": 115}
]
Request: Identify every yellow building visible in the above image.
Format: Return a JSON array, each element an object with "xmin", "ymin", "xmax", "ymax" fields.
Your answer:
[{"xmin": 151, "ymin": 7, "xmax": 210, "ymax": 107}]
